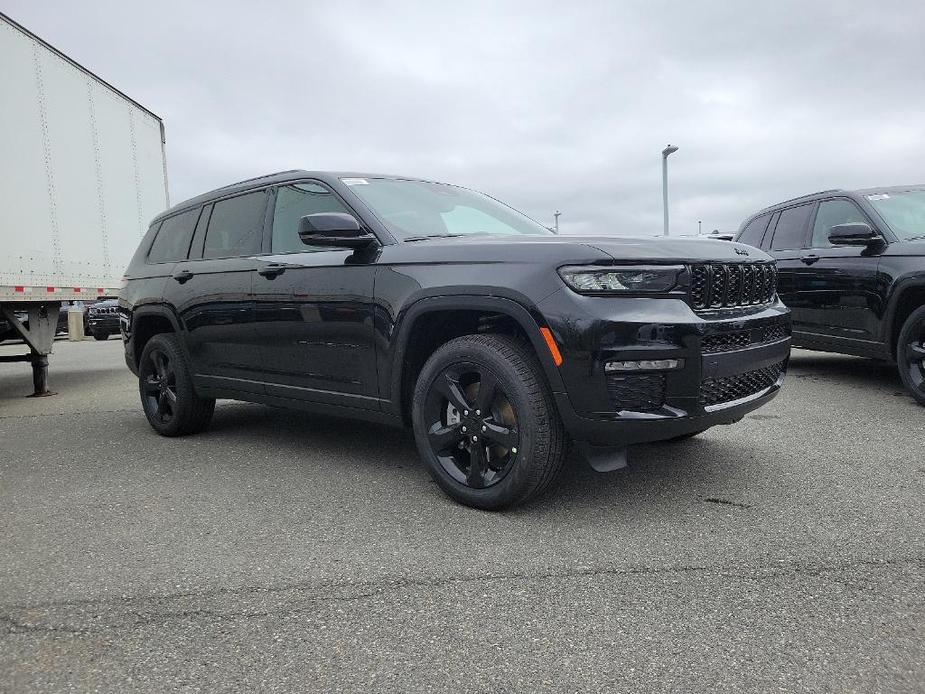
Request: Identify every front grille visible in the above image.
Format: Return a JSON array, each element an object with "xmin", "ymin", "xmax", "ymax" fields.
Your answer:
[
  {"xmin": 699, "ymin": 360, "xmax": 786, "ymax": 407},
  {"xmin": 606, "ymin": 373, "xmax": 666, "ymax": 413},
  {"xmin": 700, "ymin": 321, "xmax": 791, "ymax": 354},
  {"xmin": 690, "ymin": 263, "xmax": 777, "ymax": 311}
]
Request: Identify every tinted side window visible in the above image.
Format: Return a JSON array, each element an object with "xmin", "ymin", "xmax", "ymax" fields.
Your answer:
[
  {"xmin": 737, "ymin": 213, "xmax": 770, "ymax": 247},
  {"xmin": 147, "ymin": 208, "xmax": 200, "ymax": 263},
  {"xmin": 811, "ymin": 199, "xmax": 869, "ymax": 248},
  {"xmin": 769, "ymin": 204, "xmax": 813, "ymax": 250},
  {"xmin": 272, "ymin": 183, "xmax": 351, "ymax": 253},
  {"xmin": 202, "ymin": 191, "xmax": 267, "ymax": 259}
]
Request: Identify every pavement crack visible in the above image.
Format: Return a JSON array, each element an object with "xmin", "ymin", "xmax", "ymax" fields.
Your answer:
[
  {"xmin": 703, "ymin": 497, "xmax": 753, "ymax": 509},
  {"xmin": 1, "ymin": 555, "xmax": 922, "ymax": 636}
]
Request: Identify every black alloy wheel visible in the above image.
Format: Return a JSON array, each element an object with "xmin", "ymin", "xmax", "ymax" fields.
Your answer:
[
  {"xmin": 141, "ymin": 347, "xmax": 179, "ymax": 424},
  {"xmin": 412, "ymin": 333, "xmax": 566, "ymax": 510},
  {"xmin": 423, "ymin": 362, "xmax": 520, "ymax": 489},
  {"xmin": 898, "ymin": 305, "xmax": 925, "ymax": 406},
  {"xmin": 138, "ymin": 333, "xmax": 215, "ymax": 436}
]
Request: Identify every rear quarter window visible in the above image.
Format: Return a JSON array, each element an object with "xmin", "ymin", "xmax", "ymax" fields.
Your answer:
[{"xmin": 147, "ymin": 208, "xmax": 201, "ymax": 263}]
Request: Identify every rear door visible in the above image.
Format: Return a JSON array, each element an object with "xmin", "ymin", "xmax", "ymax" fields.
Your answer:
[
  {"xmin": 169, "ymin": 189, "xmax": 269, "ymax": 394},
  {"xmin": 252, "ymin": 180, "xmax": 380, "ymax": 409},
  {"xmin": 791, "ymin": 198, "xmax": 885, "ymax": 348},
  {"xmin": 762, "ymin": 203, "xmax": 814, "ymax": 317}
]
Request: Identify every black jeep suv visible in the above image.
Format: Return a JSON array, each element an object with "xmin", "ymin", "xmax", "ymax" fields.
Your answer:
[
  {"xmin": 735, "ymin": 185, "xmax": 925, "ymax": 405},
  {"xmin": 85, "ymin": 298, "xmax": 120, "ymax": 340},
  {"xmin": 121, "ymin": 171, "xmax": 791, "ymax": 509}
]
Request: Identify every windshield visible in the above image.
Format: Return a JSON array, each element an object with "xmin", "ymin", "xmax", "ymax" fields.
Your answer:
[
  {"xmin": 340, "ymin": 177, "xmax": 553, "ymax": 240},
  {"xmin": 866, "ymin": 190, "xmax": 925, "ymax": 241}
]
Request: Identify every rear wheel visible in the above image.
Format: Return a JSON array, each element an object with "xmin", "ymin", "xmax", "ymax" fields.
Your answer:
[
  {"xmin": 412, "ymin": 334, "xmax": 566, "ymax": 510},
  {"xmin": 138, "ymin": 333, "xmax": 215, "ymax": 436},
  {"xmin": 897, "ymin": 305, "xmax": 925, "ymax": 406},
  {"xmin": 93, "ymin": 331, "xmax": 108, "ymax": 341}
]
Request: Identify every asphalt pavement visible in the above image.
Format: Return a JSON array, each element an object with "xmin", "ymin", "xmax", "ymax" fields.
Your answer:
[{"xmin": 1, "ymin": 337, "xmax": 923, "ymax": 693}]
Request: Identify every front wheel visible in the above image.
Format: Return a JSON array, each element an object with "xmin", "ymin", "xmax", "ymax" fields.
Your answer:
[
  {"xmin": 897, "ymin": 305, "xmax": 925, "ymax": 406},
  {"xmin": 138, "ymin": 333, "xmax": 215, "ymax": 436},
  {"xmin": 411, "ymin": 334, "xmax": 566, "ymax": 510},
  {"xmin": 93, "ymin": 331, "xmax": 108, "ymax": 341}
]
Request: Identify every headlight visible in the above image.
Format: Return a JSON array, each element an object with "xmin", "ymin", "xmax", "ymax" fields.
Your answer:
[{"xmin": 557, "ymin": 265, "xmax": 684, "ymax": 294}]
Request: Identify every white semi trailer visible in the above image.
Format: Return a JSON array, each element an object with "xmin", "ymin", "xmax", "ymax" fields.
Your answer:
[{"xmin": 0, "ymin": 12, "xmax": 168, "ymax": 394}]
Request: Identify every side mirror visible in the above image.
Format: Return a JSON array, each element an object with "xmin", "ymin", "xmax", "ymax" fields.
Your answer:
[
  {"xmin": 298, "ymin": 213, "xmax": 376, "ymax": 249},
  {"xmin": 828, "ymin": 222, "xmax": 881, "ymax": 246}
]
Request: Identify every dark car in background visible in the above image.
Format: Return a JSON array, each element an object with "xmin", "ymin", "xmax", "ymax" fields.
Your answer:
[
  {"xmin": 120, "ymin": 170, "xmax": 790, "ymax": 509},
  {"xmin": 735, "ymin": 185, "xmax": 925, "ymax": 404},
  {"xmin": 84, "ymin": 298, "xmax": 120, "ymax": 340}
]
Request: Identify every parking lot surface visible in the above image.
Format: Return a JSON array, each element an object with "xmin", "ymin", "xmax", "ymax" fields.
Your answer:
[{"xmin": 1, "ymin": 338, "xmax": 923, "ymax": 693}]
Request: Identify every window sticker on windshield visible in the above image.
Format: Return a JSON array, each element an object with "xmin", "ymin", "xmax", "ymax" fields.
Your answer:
[
  {"xmin": 341, "ymin": 178, "xmax": 369, "ymax": 186},
  {"xmin": 867, "ymin": 193, "xmax": 890, "ymax": 201}
]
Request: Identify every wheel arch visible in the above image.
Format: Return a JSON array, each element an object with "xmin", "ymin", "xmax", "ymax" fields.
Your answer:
[
  {"xmin": 886, "ymin": 279, "xmax": 925, "ymax": 359},
  {"xmin": 129, "ymin": 304, "xmax": 184, "ymax": 368},
  {"xmin": 388, "ymin": 295, "xmax": 566, "ymax": 424}
]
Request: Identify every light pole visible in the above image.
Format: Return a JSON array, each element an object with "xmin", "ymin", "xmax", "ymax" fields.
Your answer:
[
  {"xmin": 661, "ymin": 144, "xmax": 678, "ymax": 236},
  {"xmin": 698, "ymin": 220, "xmax": 702, "ymax": 235},
  {"xmin": 553, "ymin": 210, "xmax": 561, "ymax": 234}
]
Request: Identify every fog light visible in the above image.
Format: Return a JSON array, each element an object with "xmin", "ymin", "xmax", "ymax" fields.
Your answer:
[{"xmin": 605, "ymin": 359, "xmax": 684, "ymax": 372}]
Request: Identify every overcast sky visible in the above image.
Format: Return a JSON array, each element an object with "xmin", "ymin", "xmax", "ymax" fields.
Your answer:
[{"xmin": 6, "ymin": 0, "xmax": 924, "ymax": 236}]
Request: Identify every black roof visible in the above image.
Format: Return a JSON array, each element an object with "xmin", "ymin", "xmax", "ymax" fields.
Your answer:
[
  {"xmin": 747, "ymin": 183, "xmax": 925, "ymax": 221},
  {"xmin": 152, "ymin": 170, "xmax": 419, "ymax": 223}
]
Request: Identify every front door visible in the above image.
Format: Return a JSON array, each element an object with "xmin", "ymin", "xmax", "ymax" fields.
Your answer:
[
  {"xmin": 252, "ymin": 181, "xmax": 380, "ymax": 409},
  {"xmin": 789, "ymin": 198, "xmax": 884, "ymax": 348}
]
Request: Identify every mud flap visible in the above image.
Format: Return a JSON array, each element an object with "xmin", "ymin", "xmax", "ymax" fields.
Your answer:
[{"xmin": 576, "ymin": 442, "xmax": 628, "ymax": 473}]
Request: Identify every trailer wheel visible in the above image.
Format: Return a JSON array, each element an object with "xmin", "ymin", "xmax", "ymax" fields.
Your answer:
[{"xmin": 138, "ymin": 333, "xmax": 214, "ymax": 436}]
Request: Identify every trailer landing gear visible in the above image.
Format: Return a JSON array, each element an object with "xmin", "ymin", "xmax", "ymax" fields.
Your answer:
[{"xmin": 0, "ymin": 302, "xmax": 61, "ymax": 397}]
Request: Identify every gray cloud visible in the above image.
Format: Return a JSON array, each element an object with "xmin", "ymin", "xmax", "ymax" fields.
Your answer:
[{"xmin": 7, "ymin": 0, "xmax": 924, "ymax": 235}]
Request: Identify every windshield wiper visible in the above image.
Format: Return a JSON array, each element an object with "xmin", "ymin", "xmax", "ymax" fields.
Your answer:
[
  {"xmin": 903, "ymin": 234, "xmax": 925, "ymax": 242},
  {"xmin": 402, "ymin": 233, "xmax": 468, "ymax": 242}
]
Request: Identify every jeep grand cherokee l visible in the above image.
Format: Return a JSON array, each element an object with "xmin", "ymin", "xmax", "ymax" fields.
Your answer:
[
  {"xmin": 121, "ymin": 171, "xmax": 791, "ymax": 509},
  {"xmin": 736, "ymin": 185, "xmax": 925, "ymax": 405}
]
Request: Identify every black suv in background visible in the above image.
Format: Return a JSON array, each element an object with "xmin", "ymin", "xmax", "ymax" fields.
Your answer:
[
  {"xmin": 735, "ymin": 186, "xmax": 925, "ymax": 404},
  {"xmin": 84, "ymin": 298, "xmax": 120, "ymax": 340},
  {"xmin": 121, "ymin": 171, "xmax": 790, "ymax": 509}
]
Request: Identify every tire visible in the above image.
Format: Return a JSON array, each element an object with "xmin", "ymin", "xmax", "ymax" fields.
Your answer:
[
  {"xmin": 896, "ymin": 305, "xmax": 925, "ymax": 406},
  {"xmin": 138, "ymin": 333, "xmax": 215, "ymax": 436},
  {"xmin": 93, "ymin": 332, "xmax": 108, "ymax": 341},
  {"xmin": 411, "ymin": 334, "xmax": 566, "ymax": 510}
]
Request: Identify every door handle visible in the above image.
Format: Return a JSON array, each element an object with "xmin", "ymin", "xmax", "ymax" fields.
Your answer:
[
  {"xmin": 172, "ymin": 269, "xmax": 194, "ymax": 283},
  {"xmin": 257, "ymin": 263, "xmax": 287, "ymax": 279},
  {"xmin": 800, "ymin": 254, "xmax": 821, "ymax": 266}
]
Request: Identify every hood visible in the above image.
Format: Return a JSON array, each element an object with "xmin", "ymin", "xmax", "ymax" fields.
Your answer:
[
  {"xmin": 883, "ymin": 239, "xmax": 925, "ymax": 257},
  {"xmin": 389, "ymin": 234, "xmax": 771, "ymax": 264}
]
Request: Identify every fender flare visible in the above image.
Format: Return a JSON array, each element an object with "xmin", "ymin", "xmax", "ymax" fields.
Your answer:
[
  {"xmin": 883, "ymin": 276, "xmax": 925, "ymax": 352},
  {"xmin": 126, "ymin": 303, "xmax": 187, "ymax": 365},
  {"xmin": 387, "ymin": 294, "xmax": 566, "ymax": 416}
]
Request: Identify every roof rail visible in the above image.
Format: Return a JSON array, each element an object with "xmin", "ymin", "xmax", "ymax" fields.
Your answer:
[
  {"xmin": 211, "ymin": 170, "xmax": 304, "ymax": 193},
  {"xmin": 774, "ymin": 189, "xmax": 844, "ymax": 206}
]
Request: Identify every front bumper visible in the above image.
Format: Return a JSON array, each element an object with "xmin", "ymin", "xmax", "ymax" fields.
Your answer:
[
  {"xmin": 538, "ymin": 290, "xmax": 791, "ymax": 447},
  {"xmin": 87, "ymin": 316, "xmax": 120, "ymax": 332}
]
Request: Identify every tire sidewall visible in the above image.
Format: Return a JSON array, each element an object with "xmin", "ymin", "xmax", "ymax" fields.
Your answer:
[
  {"xmin": 897, "ymin": 305, "xmax": 925, "ymax": 406},
  {"xmin": 412, "ymin": 338, "xmax": 549, "ymax": 510},
  {"xmin": 138, "ymin": 333, "xmax": 199, "ymax": 436}
]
